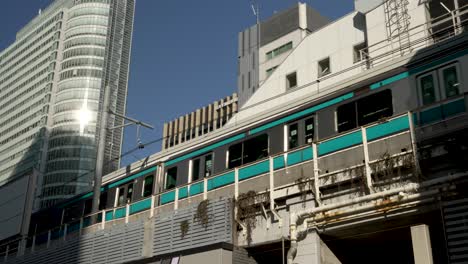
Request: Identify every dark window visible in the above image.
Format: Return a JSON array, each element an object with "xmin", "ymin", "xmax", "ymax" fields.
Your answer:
[
  {"xmin": 337, "ymin": 102, "xmax": 357, "ymax": 132},
  {"xmin": 288, "ymin": 123, "xmax": 299, "ymax": 149},
  {"xmin": 420, "ymin": 74, "xmax": 436, "ymax": 105},
  {"xmin": 304, "ymin": 118, "xmax": 314, "ymax": 144},
  {"xmin": 204, "ymin": 154, "xmax": 213, "ymax": 177},
  {"xmin": 228, "ymin": 134, "xmax": 269, "ymax": 168},
  {"xmin": 357, "ymin": 89, "xmax": 393, "ymax": 125},
  {"xmin": 228, "ymin": 143, "xmax": 243, "ymax": 169},
  {"xmin": 99, "ymin": 192, "xmax": 107, "ymax": 210},
  {"xmin": 84, "ymin": 199, "xmax": 93, "ymax": 215},
  {"xmin": 192, "ymin": 159, "xmax": 201, "ymax": 181},
  {"xmin": 143, "ymin": 175, "xmax": 154, "ymax": 197},
  {"xmin": 243, "ymin": 134, "xmax": 268, "ymax": 164},
  {"xmin": 127, "ymin": 183, "xmax": 133, "ymax": 203},
  {"xmin": 165, "ymin": 168, "xmax": 177, "ymax": 190},
  {"xmin": 286, "ymin": 72, "xmax": 297, "ymax": 89},
  {"xmin": 337, "ymin": 90, "xmax": 393, "ymax": 132},
  {"xmin": 442, "ymin": 66, "xmax": 459, "ymax": 98}
]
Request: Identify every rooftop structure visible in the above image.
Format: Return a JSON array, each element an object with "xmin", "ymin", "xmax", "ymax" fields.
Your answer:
[{"xmin": 162, "ymin": 93, "xmax": 238, "ymax": 150}]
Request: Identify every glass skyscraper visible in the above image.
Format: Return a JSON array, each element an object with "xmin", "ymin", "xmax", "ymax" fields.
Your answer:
[{"xmin": 0, "ymin": 0, "xmax": 135, "ymax": 209}]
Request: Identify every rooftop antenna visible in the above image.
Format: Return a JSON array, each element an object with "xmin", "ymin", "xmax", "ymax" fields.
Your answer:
[{"xmin": 251, "ymin": 2, "xmax": 259, "ymax": 24}]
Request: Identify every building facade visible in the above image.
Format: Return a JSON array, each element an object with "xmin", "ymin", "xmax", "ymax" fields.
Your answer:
[
  {"xmin": 237, "ymin": 3, "xmax": 329, "ymax": 107},
  {"xmin": 162, "ymin": 93, "xmax": 238, "ymax": 150},
  {"xmin": 0, "ymin": 0, "xmax": 135, "ymax": 213}
]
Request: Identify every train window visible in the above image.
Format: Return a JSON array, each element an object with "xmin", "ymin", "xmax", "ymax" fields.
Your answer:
[
  {"xmin": 419, "ymin": 73, "xmax": 437, "ymax": 105},
  {"xmin": 84, "ymin": 199, "xmax": 93, "ymax": 215},
  {"xmin": 99, "ymin": 192, "xmax": 107, "ymax": 210},
  {"xmin": 441, "ymin": 65, "xmax": 460, "ymax": 98},
  {"xmin": 337, "ymin": 90, "xmax": 393, "ymax": 132},
  {"xmin": 127, "ymin": 183, "xmax": 133, "ymax": 203},
  {"xmin": 165, "ymin": 168, "xmax": 177, "ymax": 190},
  {"xmin": 357, "ymin": 89, "xmax": 393, "ymax": 125},
  {"xmin": 205, "ymin": 154, "xmax": 213, "ymax": 177},
  {"xmin": 288, "ymin": 123, "xmax": 299, "ymax": 149},
  {"xmin": 191, "ymin": 153, "xmax": 213, "ymax": 181},
  {"xmin": 337, "ymin": 102, "xmax": 357, "ymax": 132},
  {"xmin": 305, "ymin": 118, "xmax": 314, "ymax": 144},
  {"xmin": 228, "ymin": 143, "xmax": 243, "ymax": 169},
  {"xmin": 117, "ymin": 186, "xmax": 125, "ymax": 206},
  {"xmin": 192, "ymin": 158, "xmax": 201, "ymax": 181},
  {"xmin": 228, "ymin": 134, "xmax": 269, "ymax": 169},
  {"xmin": 143, "ymin": 175, "xmax": 154, "ymax": 197}
]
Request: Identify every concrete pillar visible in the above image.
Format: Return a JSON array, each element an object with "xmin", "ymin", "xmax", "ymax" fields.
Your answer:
[
  {"xmin": 411, "ymin": 224, "xmax": 433, "ymax": 264},
  {"xmin": 295, "ymin": 230, "xmax": 321, "ymax": 263}
]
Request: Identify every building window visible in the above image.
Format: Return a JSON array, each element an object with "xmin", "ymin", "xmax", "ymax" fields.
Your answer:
[
  {"xmin": 166, "ymin": 167, "xmax": 177, "ymax": 190},
  {"xmin": 286, "ymin": 72, "xmax": 297, "ymax": 89},
  {"xmin": 266, "ymin": 41, "xmax": 293, "ymax": 60},
  {"xmin": 99, "ymin": 192, "xmax": 107, "ymax": 210},
  {"xmin": 143, "ymin": 175, "xmax": 154, "ymax": 197},
  {"xmin": 318, "ymin": 57, "xmax": 331, "ymax": 77},
  {"xmin": 337, "ymin": 90, "xmax": 393, "ymax": 133},
  {"xmin": 266, "ymin": 66, "xmax": 278, "ymax": 77},
  {"xmin": 227, "ymin": 134, "xmax": 269, "ymax": 169},
  {"xmin": 353, "ymin": 42, "xmax": 367, "ymax": 63}
]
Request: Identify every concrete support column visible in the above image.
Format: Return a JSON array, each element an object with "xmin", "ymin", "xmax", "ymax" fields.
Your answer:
[
  {"xmin": 411, "ymin": 224, "xmax": 433, "ymax": 264},
  {"xmin": 294, "ymin": 231, "xmax": 320, "ymax": 263}
]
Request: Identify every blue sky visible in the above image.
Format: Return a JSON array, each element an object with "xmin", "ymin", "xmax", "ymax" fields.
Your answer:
[{"xmin": 0, "ymin": 1, "xmax": 354, "ymax": 166}]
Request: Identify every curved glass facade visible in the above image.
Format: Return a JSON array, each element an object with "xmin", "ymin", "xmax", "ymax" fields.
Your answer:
[{"xmin": 41, "ymin": 1, "xmax": 112, "ymax": 208}]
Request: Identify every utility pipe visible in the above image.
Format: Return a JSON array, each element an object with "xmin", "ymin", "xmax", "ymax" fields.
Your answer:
[{"xmin": 286, "ymin": 172, "xmax": 466, "ymax": 263}]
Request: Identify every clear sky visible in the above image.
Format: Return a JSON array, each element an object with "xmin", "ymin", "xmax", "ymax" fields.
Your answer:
[{"xmin": 0, "ymin": 0, "xmax": 354, "ymax": 167}]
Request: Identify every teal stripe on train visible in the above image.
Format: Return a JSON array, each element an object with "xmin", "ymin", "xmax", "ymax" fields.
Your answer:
[
  {"xmin": 249, "ymin": 93, "xmax": 354, "ymax": 135},
  {"xmin": 114, "ymin": 207, "xmax": 126, "ymax": 219},
  {"xmin": 420, "ymin": 98, "xmax": 465, "ymax": 125},
  {"xmin": 208, "ymin": 171, "xmax": 235, "ymax": 190},
  {"xmin": 366, "ymin": 115, "xmax": 410, "ymax": 141},
  {"xmin": 105, "ymin": 211, "xmax": 113, "ymax": 221},
  {"xmin": 239, "ymin": 160, "xmax": 270, "ymax": 180},
  {"xmin": 165, "ymin": 133, "xmax": 246, "ymax": 166},
  {"xmin": 178, "ymin": 186, "xmax": 188, "ymax": 199},
  {"xmin": 60, "ymin": 166, "xmax": 157, "ymax": 207},
  {"xmin": 161, "ymin": 191, "xmax": 175, "ymax": 205},
  {"xmin": 371, "ymin": 48, "xmax": 468, "ymax": 89},
  {"xmin": 130, "ymin": 198, "xmax": 152, "ymax": 214},
  {"xmin": 189, "ymin": 182, "xmax": 204, "ymax": 196},
  {"xmin": 273, "ymin": 156, "xmax": 285, "ymax": 169},
  {"xmin": 318, "ymin": 131, "xmax": 362, "ymax": 156}
]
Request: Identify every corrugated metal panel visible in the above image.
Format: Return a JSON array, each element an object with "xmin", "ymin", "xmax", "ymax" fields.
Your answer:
[
  {"xmin": 153, "ymin": 198, "xmax": 232, "ymax": 256},
  {"xmin": 443, "ymin": 198, "xmax": 468, "ymax": 264},
  {"xmin": 4, "ymin": 220, "xmax": 145, "ymax": 264}
]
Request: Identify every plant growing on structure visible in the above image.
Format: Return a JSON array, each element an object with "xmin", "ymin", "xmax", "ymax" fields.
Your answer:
[
  {"xmin": 180, "ymin": 220, "xmax": 189, "ymax": 239},
  {"xmin": 194, "ymin": 200, "xmax": 210, "ymax": 229},
  {"xmin": 296, "ymin": 176, "xmax": 313, "ymax": 206},
  {"xmin": 236, "ymin": 191, "xmax": 269, "ymax": 245},
  {"xmin": 371, "ymin": 151, "xmax": 396, "ymax": 182}
]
